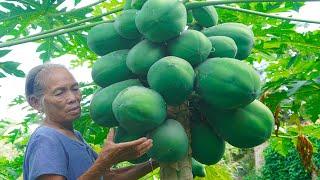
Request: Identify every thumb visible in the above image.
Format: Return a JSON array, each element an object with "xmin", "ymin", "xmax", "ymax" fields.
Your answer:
[{"xmin": 106, "ymin": 128, "xmax": 115, "ymax": 143}]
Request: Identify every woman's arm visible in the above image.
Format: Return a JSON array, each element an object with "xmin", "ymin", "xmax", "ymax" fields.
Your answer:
[{"xmin": 79, "ymin": 129, "xmax": 153, "ymax": 180}]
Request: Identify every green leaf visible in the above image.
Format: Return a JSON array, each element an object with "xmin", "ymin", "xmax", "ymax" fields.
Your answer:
[
  {"xmin": 0, "ymin": 72, "xmax": 5, "ymax": 78},
  {"xmin": 0, "ymin": 61, "xmax": 25, "ymax": 77},
  {"xmin": 269, "ymin": 137, "xmax": 294, "ymax": 156},
  {"xmin": 0, "ymin": 49, "xmax": 11, "ymax": 58}
]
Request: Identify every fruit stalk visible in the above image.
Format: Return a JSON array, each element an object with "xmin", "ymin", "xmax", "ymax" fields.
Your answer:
[{"xmin": 185, "ymin": 0, "xmax": 320, "ymax": 9}]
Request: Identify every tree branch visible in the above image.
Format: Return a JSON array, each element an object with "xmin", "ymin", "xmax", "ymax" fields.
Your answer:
[
  {"xmin": 185, "ymin": 0, "xmax": 320, "ymax": 9},
  {"xmin": 0, "ymin": 20, "xmax": 113, "ymax": 48},
  {"xmin": 215, "ymin": 5, "xmax": 320, "ymax": 24},
  {"xmin": 51, "ymin": 0, "xmax": 106, "ymax": 17},
  {"xmin": 19, "ymin": 7, "xmax": 123, "ymax": 40}
]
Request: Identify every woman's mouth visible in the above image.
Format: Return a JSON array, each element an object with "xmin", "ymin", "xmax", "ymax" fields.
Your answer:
[{"xmin": 68, "ymin": 106, "xmax": 81, "ymax": 114}]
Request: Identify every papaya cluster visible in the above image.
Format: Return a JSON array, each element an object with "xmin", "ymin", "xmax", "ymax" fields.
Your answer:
[{"xmin": 87, "ymin": 0, "xmax": 275, "ymax": 171}]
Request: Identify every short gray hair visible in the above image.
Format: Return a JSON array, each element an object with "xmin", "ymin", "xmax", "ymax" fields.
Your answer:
[{"xmin": 25, "ymin": 63, "xmax": 67, "ymax": 107}]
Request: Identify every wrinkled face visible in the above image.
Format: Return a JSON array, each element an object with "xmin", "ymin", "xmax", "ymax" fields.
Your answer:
[{"xmin": 42, "ymin": 68, "xmax": 81, "ymax": 122}]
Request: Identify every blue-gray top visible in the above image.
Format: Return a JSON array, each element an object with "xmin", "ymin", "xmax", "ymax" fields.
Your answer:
[{"xmin": 23, "ymin": 126, "xmax": 98, "ymax": 180}]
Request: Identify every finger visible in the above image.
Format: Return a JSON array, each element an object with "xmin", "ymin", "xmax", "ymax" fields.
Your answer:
[
  {"xmin": 137, "ymin": 143, "xmax": 153, "ymax": 156},
  {"xmin": 106, "ymin": 128, "xmax": 115, "ymax": 143},
  {"xmin": 136, "ymin": 139, "xmax": 152, "ymax": 152},
  {"xmin": 117, "ymin": 137, "xmax": 148, "ymax": 148}
]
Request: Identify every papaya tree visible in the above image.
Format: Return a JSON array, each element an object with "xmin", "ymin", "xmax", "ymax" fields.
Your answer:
[{"xmin": 0, "ymin": 0, "xmax": 320, "ymax": 179}]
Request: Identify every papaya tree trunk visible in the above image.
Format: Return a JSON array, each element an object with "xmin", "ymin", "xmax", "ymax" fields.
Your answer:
[{"xmin": 161, "ymin": 104, "xmax": 193, "ymax": 180}]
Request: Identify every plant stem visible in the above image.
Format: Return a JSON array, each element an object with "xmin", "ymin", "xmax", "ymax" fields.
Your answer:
[
  {"xmin": 19, "ymin": 7, "xmax": 123, "ymax": 41},
  {"xmin": 51, "ymin": 0, "xmax": 106, "ymax": 17},
  {"xmin": 271, "ymin": 134, "xmax": 298, "ymax": 139},
  {"xmin": 0, "ymin": 20, "xmax": 113, "ymax": 48},
  {"xmin": 215, "ymin": 5, "xmax": 320, "ymax": 24},
  {"xmin": 185, "ymin": 0, "xmax": 320, "ymax": 9}
]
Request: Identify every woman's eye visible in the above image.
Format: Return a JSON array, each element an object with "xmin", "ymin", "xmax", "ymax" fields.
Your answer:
[
  {"xmin": 55, "ymin": 91, "xmax": 63, "ymax": 96},
  {"xmin": 72, "ymin": 87, "xmax": 79, "ymax": 91}
]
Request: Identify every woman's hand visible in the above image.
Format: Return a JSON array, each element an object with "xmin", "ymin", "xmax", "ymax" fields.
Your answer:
[{"xmin": 98, "ymin": 128, "xmax": 153, "ymax": 166}]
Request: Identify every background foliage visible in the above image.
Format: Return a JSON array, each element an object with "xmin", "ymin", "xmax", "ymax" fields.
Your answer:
[{"xmin": 0, "ymin": 0, "xmax": 319, "ymax": 179}]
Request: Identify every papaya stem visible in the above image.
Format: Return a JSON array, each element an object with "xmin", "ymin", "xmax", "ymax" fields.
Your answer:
[
  {"xmin": 271, "ymin": 134, "xmax": 298, "ymax": 139},
  {"xmin": 185, "ymin": 0, "xmax": 320, "ymax": 9},
  {"xmin": 51, "ymin": 0, "xmax": 106, "ymax": 17},
  {"xmin": 0, "ymin": 6, "xmax": 123, "ymax": 48},
  {"xmin": 0, "ymin": 20, "xmax": 112, "ymax": 48},
  {"xmin": 215, "ymin": 5, "xmax": 320, "ymax": 24},
  {"xmin": 18, "ymin": 7, "xmax": 123, "ymax": 41}
]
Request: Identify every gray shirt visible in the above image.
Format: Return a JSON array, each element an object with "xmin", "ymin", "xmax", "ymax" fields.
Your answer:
[{"xmin": 23, "ymin": 126, "xmax": 98, "ymax": 180}]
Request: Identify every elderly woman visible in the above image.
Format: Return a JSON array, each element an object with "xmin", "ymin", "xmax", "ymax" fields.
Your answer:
[{"xmin": 23, "ymin": 64, "xmax": 157, "ymax": 180}]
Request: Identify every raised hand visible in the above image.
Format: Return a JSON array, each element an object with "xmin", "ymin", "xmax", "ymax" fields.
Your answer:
[{"xmin": 98, "ymin": 128, "xmax": 153, "ymax": 165}]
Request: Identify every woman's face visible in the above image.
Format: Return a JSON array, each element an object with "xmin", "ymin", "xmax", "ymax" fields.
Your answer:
[{"xmin": 42, "ymin": 67, "xmax": 81, "ymax": 123}]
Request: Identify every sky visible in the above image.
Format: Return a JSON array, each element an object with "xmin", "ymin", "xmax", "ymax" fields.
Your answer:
[{"xmin": 0, "ymin": 1, "xmax": 320, "ymax": 124}]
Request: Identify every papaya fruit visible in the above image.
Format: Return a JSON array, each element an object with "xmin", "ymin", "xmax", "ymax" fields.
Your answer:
[
  {"xmin": 87, "ymin": 23, "xmax": 139, "ymax": 56},
  {"xmin": 147, "ymin": 56, "xmax": 195, "ymax": 106},
  {"xmin": 203, "ymin": 100, "xmax": 274, "ymax": 148},
  {"xmin": 191, "ymin": 121, "xmax": 225, "ymax": 165},
  {"xmin": 131, "ymin": 0, "xmax": 147, "ymax": 9},
  {"xmin": 195, "ymin": 58, "xmax": 261, "ymax": 109},
  {"xmin": 192, "ymin": 158, "xmax": 206, "ymax": 177},
  {"xmin": 192, "ymin": 6, "xmax": 218, "ymax": 27},
  {"xmin": 114, "ymin": 127, "xmax": 150, "ymax": 164},
  {"xmin": 208, "ymin": 36, "xmax": 237, "ymax": 58},
  {"xmin": 114, "ymin": 9, "xmax": 141, "ymax": 39},
  {"xmin": 167, "ymin": 30, "xmax": 212, "ymax": 66},
  {"xmin": 135, "ymin": 0, "xmax": 187, "ymax": 42},
  {"xmin": 202, "ymin": 23, "xmax": 254, "ymax": 60},
  {"xmin": 112, "ymin": 86, "xmax": 167, "ymax": 135},
  {"xmin": 126, "ymin": 39, "xmax": 166, "ymax": 75},
  {"xmin": 147, "ymin": 119, "xmax": 189, "ymax": 163},
  {"xmin": 89, "ymin": 79, "xmax": 141, "ymax": 127},
  {"xmin": 91, "ymin": 50, "xmax": 136, "ymax": 87}
]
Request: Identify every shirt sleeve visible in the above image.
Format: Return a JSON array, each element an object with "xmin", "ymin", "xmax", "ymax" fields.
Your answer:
[{"xmin": 26, "ymin": 134, "xmax": 68, "ymax": 180}]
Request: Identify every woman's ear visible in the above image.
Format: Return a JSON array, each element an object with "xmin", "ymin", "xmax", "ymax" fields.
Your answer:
[{"xmin": 28, "ymin": 96, "xmax": 43, "ymax": 112}]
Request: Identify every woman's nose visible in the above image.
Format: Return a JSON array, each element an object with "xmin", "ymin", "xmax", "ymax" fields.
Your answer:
[{"xmin": 66, "ymin": 90, "xmax": 80, "ymax": 104}]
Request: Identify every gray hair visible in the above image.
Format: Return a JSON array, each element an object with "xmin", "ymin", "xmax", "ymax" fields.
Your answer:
[{"xmin": 25, "ymin": 63, "xmax": 67, "ymax": 109}]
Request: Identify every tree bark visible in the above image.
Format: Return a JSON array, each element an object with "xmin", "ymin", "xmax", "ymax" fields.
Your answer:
[
  {"xmin": 254, "ymin": 142, "xmax": 268, "ymax": 172},
  {"xmin": 161, "ymin": 104, "xmax": 193, "ymax": 180}
]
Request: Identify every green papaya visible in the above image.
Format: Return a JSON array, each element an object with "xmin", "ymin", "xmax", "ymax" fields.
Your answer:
[
  {"xmin": 202, "ymin": 23, "xmax": 254, "ymax": 60},
  {"xmin": 131, "ymin": 0, "xmax": 147, "ymax": 9},
  {"xmin": 114, "ymin": 10, "xmax": 141, "ymax": 39},
  {"xmin": 126, "ymin": 39, "xmax": 166, "ymax": 75},
  {"xmin": 147, "ymin": 56, "xmax": 195, "ymax": 106},
  {"xmin": 195, "ymin": 58, "xmax": 261, "ymax": 109},
  {"xmin": 114, "ymin": 127, "xmax": 150, "ymax": 164},
  {"xmin": 192, "ymin": 6, "xmax": 218, "ymax": 27},
  {"xmin": 87, "ymin": 23, "xmax": 139, "ymax": 56},
  {"xmin": 203, "ymin": 100, "xmax": 274, "ymax": 148},
  {"xmin": 208, "ymin": 36, "xmax": 237, "ymax": 58},
  {"xmin": 147, "ymin": 119, "xmax": 189, "ymax": 163},
  {"xmin": 90, "ymin": 79, "xmax": 141, "ymax": 127},
  {"xmin": 192, "ymin": 158, "xmax": 206, "ymax": 177},
  {"xmin": 112, "ymin": 86, "xmax": 167, "ymax": 135},
  {"xmin": 167, "ymin": 30, "xmax": 212, "ymax": 66},
  {"xmin": 191, "ymin": 121, "xmax": 225, "ymax": 165},
  {"xmin": 91, "ymin": 50, "xmax": 136, "ymax": 87},
  {"xmin": 135, "ymin": 0, "xmax": 187, "ymax": 42}
]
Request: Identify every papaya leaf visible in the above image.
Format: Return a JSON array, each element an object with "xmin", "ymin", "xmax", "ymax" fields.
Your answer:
[
  {"xmin": 0, "ymin": 49, "xmax": 11, "ymax": 58},
  {"xmin": 0, "ymin": 61, "xmax": 25, "ymax": 77},
  {"xmin": 0, "ymin": 72, "xmax": 5, "ymax": 78}
]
